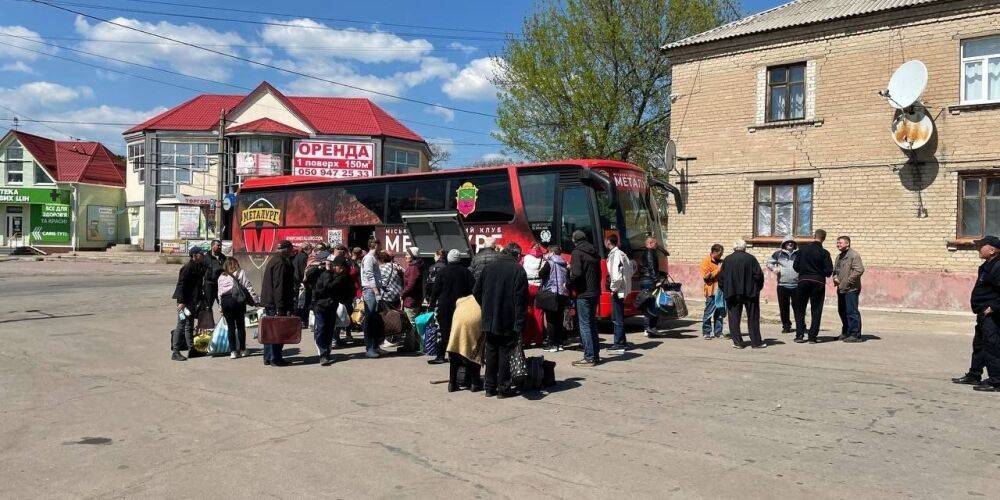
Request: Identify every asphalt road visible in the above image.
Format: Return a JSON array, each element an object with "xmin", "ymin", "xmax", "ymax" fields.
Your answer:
[{"xmin": 1, "ymin": 261, "xmax": 998, "ymax": 499}]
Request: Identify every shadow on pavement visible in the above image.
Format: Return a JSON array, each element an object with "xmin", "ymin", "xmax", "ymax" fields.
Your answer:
[{"xmin": 521, "ymin": 377, "xmax": 584, "ymax": 400}]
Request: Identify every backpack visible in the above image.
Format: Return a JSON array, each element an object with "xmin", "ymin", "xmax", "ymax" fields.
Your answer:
[{"xmin": 424, "ymin": 261, "xmax": 444, "ymax": 299}]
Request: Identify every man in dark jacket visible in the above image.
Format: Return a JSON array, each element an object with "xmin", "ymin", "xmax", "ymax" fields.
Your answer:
[
  {"xmin": 474, "ymin": 243, "xmax": 528, "ymax": 398},
  {"xmin": 792, "ymin": 229, "xmax": 834, "ymax": 343},
  {"xmin": 470, "ymin": 237, "xmax": 500, "ymax": 283},
  {"xmin": 953, "ymin": 236, "xmax": 1000, "ymax": 391},
  {"xmin": 425, "ymin": 249, "xmax": 447, "ymax": 306},
  {"xmin": 203, "ymin": 239, "xmax": 226, "ymax": 311},
  {"xmin": 291, "ymin": 243, "xmax": 313, "ymax": 324},
  {"xmin": 569, "ymin": 230, "xmax": 602, "ymax": 366},
  {"xmin": 260, "ymin": 240, "xmax": 297, "ymax": 366},
  {"xmin": 171, "ymin": 246, "xmax": 206, "ymax": 361},
  {"xmin": 637, "ymin": 236, "xmax": 663, "ymax": 336},
  {"xmin": 429, "ymin": 249, "xmax": 475, "ymax": 364},
  {"xmin": 719, "ymin": 240, "xmax": 766, "ymax": 349}
]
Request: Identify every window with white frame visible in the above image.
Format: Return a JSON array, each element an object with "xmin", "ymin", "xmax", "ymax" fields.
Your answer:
[
  {"xmin": 128, "ymin": 142, "xmax": 145, "ymax": 184},
  {"xmin": 4, "ymin": 145, "xmax": 25, "ymax": 184},
  {"xmin": 157, "ymin": 141, "xmax": 218, "ymax": 197},
  {"xmin": 384, "ymin": 147, "xmax": 420, "ymax": 175},
  {"xmin": 33, "ymin": 162, "xmax": 54, "ymax": 185},
  {"xmin": 962, "ymin": 36, "xmax": 1000, "ymax": 104}
]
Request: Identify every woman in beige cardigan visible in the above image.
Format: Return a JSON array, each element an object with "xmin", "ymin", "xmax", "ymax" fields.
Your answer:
[{"xmin": 446, "ymin": 295, "xmax": 484, "ymax": 392}]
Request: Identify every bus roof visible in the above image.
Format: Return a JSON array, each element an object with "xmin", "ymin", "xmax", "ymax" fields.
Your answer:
[{"xmin": 239, "ymin": 158, "xmax": 641, "ymax": 192}]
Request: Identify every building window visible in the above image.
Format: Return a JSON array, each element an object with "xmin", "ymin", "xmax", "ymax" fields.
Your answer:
[
  {"xmin": 384, "ymin": 147, "xmax": 420, "ymax": 175},
  {"xmin": 33, "ymin": 162, "xmax": 54, "ymax": 185},
  {"xmin": 962, "ymin": 36, "xmax": 1000, "ymax": 104},
  {"xmin": 959, "ymin": 175, "xmax": 1000, "ymax": 238},
  {"xmin": 767, "ymin": 63, "xmax": 806, "ymax": 122},
  {"xmin": 158, "ymin": 141, "xmax": 218, "ymax": 197},
  {"xmin": 755, "ymin": 181, "xmax": 813, "ymax": 237},
  {"xmin": 128, "ymin": 142, "xmax": 145, "ymax": 184},
  {"xmin": 5, "ymin": 145, "xmax": 25, "ymax": 184}
]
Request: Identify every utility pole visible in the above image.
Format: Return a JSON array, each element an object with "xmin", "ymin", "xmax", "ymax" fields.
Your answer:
[{"xmin": 216, "ymin": 110, "xmax": 226, "ymax": 239}]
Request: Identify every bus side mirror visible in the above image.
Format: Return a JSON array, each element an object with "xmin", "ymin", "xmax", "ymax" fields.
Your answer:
[
  {"xmin": 579, "ymin": 169, "xmax": 617, "ymax": 209},
  {"xmin": 651, "ymin": 179, "xmax": 684, "ymax": 214}
]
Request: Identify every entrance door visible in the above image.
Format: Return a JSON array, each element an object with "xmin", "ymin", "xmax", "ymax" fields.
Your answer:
[{"xmin": 6, "ymin": 210, "xmax": 24, "ymax": 245}]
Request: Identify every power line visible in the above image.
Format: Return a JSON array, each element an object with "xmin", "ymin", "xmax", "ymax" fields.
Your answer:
[
  {"xmin": 0, "ymin": 34, "xmax": 497, "ymax": 138},
  {"xmin": 18, "ymin": 35, "xmax": 496, "ymax": 52},
  {"xmin": 29, "ymin": 0, "xmax": 500, "ymax": 118},
  {"xmin": 115, "ymin": 0, "xmax": 512, "ymax": 36},
  {"xmin": 20, "ymin": 0, "xmax": 511, "ymax": 42},
  {"xmin": 0, "ymin": 103, "xmax": 83, "ymax": 140}
]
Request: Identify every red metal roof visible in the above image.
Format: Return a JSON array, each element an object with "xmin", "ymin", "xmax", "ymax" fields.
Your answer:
[
  {"xmin": 240, "ymin": 159, "xmax": 641, "ymax": 191},
  {"xmin": 124, "ymin": 81, "xmax": 425, "ymax": 143},
  {"xmin": 226, "ymin": 117, "xmax": 308, "ymax": 137},
  {"xmin": 8, "ymin": 130, "xmax": 125, "ymax": 187}
]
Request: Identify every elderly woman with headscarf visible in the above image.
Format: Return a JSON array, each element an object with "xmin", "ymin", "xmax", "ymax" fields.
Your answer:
[
  {"xmin": 429, "ymin": 249, "xmax": 474, "ymax": 365},
  {"xmin": 446, "ymin": 293, "xmax": 484, "ymax": 392}
]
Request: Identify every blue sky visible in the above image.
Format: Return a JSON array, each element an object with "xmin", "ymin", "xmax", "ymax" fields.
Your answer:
[{"xmin": 0, "ymin": 0, "xmax": 783, "ymax": 165}]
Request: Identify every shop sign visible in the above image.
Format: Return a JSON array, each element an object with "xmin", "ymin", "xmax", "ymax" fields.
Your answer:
[
  {"xmin": 29, "ymin": 203, "xmax": 71, "ymax": 244},
  {"xmin": 292, "ymin": 140, "xmax": 375, "ymax": 179},
  {"xmin": 0, "ymin": 187, "xmax": 70, "ymax": 205}
]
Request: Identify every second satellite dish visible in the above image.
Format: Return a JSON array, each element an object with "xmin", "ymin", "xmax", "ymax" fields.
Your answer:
[
  {"xmin": 886, "ymin": 60, "xmax": 928, "ymax": 109},
  {"xmin": 891, "ymin": 108, "xmax": 934, "ymax": 150}
]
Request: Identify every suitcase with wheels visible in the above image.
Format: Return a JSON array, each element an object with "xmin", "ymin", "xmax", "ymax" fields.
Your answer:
[{"xmin": 259, "ymin": 315, "xmax": 302, "ymax": 344}]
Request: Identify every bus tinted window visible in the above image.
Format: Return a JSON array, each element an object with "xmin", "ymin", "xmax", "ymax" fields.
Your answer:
[
  {"xmin": 386, "ymin": 181, "xmax": 447, "ymax": 223},
  {"xmin": 620, "ymin": 190, "xmax": 654, "ymax": 249},
  {"xmin": 518, "ymin": 173, "xmax": 557, "ymax": 245},
  {"xmin": 285, "ymin": 188, "xmax": 334, "ymax": 227},
  {"xmin": 560, "ymin": 186, "xmax": 596, "ymax": 250},
  {"xmin": 447, "ymin": 173, "xmax": 514, "ymax": 223},
  {"xmin": 333, "ymin": 183, "xmax": 385, "ymax": 226}
]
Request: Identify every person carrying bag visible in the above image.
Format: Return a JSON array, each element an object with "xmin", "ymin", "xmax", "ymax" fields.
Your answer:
[{"xmin": 217, "ymin": 257, "xmax": 259, "ymax": 359}]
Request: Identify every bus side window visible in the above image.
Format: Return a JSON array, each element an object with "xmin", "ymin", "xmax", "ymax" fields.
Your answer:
[
  {"xmin": 386, "ymin": 181, "xmax": 447, "ymax": 224},
  {"xmin": 518, "ymin": 173, "xmax": 557, "ymax": 245},
  {"xmin": 560, "ymin": 186, "xmax": 597, "ymax": 251},
  {"xmin": 446, "ymin": 173, "xmax": 515, "ymax": 223},
  {"xmin": 334, "ymin": 184, "xmax": 385, "ymax": 226}
]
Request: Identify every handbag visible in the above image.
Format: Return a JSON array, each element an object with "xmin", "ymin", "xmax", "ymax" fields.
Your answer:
[
  {"xmin": 534, "ymin": 289, "xmax": 561, "ymax": 313},
  {"xmin": 666, "ymin": 290, "xmax": 688, "ymax": 319},
  {"xmin": 634, "ymin": 290, "xmax": 654, "ymax": 310},
  {"xmin": 208, "ymin": 317, "xmax": 230, "ymax": 356},
  {"xmin": 259, "ymin": 315, "xmax": 302, "ymax": 344},
  {"xmin": 509, "ymin": 337, "xmax": 528, "ymax": 384},
  {"xmin": 196, "ymin": 307, "xmax": 216, "ymax": 331},
  {"xmin": 335, "ymin": 303, "xmax": 350, "ymax": 329}
]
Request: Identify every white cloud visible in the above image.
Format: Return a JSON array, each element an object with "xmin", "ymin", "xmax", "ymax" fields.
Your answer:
[
  {"xmin": 427, "ymin": 136, "xmax": 455, "ymax": 155},
  {"xmin": 398, "ymin": 56, "xmax": 457, "ymax": 87},
  {"xmin": 0, "ymin": 26, "xmax": 52, "ymax": 61},
  {"xmin": 447, "ymin": 42, "xmax": 478, "ymax": 55},
  {"xmin": 73, "ymin": 16, "xmax": 246, "ymax": 80},
  {"xmin": 480, "ymin": 152, "xmax": 510, "ymax": 163},
  {"xmin": 261, "ymin": 18, "xmax": 433, "ymax": 64},
  {"xmin": 0, "ymin": 82, "xmax": 93, "ymax": 110},
  {"xmin": 442, "ymin": 57, "xmax": 502, "ymax": 101},
  {"xmin": 10, "ymin": 104, "xmax": 168, "ymax": 151},
  {"xmin": 281, "ymin": 59, "xmax": 411, "ymax": 99},
  {"xmin": 426, "ymin": 105, "xmax": 455, "ymax": 122},
  {"xmin": 1, "ymin": 61, "xmax": 34, "ymax": 74}
]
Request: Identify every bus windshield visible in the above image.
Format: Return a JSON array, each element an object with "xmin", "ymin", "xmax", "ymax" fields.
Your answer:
[{"xmin": 619, "ymin": 189, "xmax": 655, "ymax": 249}]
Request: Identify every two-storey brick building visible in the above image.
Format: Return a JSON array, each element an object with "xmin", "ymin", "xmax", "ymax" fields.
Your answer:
[{"xmin": 662, "ymin": 0, "xmax": 1000, "ymax": 312}]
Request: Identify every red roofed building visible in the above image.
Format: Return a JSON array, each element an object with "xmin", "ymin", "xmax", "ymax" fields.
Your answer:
[
  {"xmin": 1, "ymin": 130, "xmax": 126, "ymax": 252},
  {"xmin": 123, "ymin": 81, "xmax": 430, "ymax": 250}
]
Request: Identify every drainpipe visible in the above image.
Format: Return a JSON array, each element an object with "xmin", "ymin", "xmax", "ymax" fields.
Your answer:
[{"xmin": 71, "ymin": 184, "xmax": 78, "ymax": 251}]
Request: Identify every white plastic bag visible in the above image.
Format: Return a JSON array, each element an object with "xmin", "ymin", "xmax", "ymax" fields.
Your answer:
[
  {"xmin": 335, "ymin": 303, "xmax": 350, "ymax": 329},
  {"xmin": 208, "ymin": 317, "xmax": 229, "ymax": 356}
]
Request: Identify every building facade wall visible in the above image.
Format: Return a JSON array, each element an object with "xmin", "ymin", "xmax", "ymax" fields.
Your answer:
[
  {"xmin": 666, "ymin": 1, "xmax": 1000, "ymax": 311},
  {"xmin": 74, "ymin": 183, "xmax": 127, "ymax": 250}
]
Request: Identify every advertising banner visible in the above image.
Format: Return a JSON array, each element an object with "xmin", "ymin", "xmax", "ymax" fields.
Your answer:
[
  {"xmin": 177, "ymin": 205, "xmax": 202, "ymax": 239},
  {"xmin": 292, "ymin": 140, "xmax": 375, "ymax": 179},
  {"xmin": 0, "ymin": 187, "xmax": 70, "ymax": 205},
  {"xmin": 235, "ymin": 152, "xmax": 281, "ymax": 177},
  {"xmin": 29, "ymin": 203, "xmax": 71, "ymax": 244},
  {"xmin": 86, "ymin": 205, "xmax": 118, "ymax": 241}
]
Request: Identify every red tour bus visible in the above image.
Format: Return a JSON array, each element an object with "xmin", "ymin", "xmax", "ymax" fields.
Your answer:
[{"xmin": 232, "ymin": 159, "xmax": 682, "ymax": 319}]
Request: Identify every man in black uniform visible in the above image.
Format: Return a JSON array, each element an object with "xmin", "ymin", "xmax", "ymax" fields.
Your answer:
[
  {"xmin": 171, "ymin": 247, "xmax": 206, "ymax": 361},
  {"xmin": 260, "ymin": 240, "xmax": 297, "ymax": 367},
  {"xmin": 953, "ymin": 236, "xmax": 1000, "ymax": 391}
]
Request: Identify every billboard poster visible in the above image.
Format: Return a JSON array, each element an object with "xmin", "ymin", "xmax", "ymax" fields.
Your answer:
[
  {"xmin": 86, "ymin": 205, "xmax": 118, "ymax": 241},
  {"xmin": 292, "ymin": 140, "xmax": 375, "ymax": 179},
  {"xmin": 236, "ymin": 152, "xmax": 281, "ymax": 177},
  {"xmin": 177, "ymin": 205, "xmax": 202, "ymax": 239}
]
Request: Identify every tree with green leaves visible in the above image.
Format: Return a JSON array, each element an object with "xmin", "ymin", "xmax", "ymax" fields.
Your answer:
[{"xmin": 493, "ymin": 0, "xmax": 738, "ymax": 170}]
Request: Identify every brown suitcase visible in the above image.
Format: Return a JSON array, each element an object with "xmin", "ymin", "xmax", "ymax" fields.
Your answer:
[{"xmin": 259, "ymin": 316, "xmax": 302, "ymax": 345}]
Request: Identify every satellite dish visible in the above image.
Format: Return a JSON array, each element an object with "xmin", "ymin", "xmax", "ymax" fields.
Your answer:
[
  {"xmin": 664, "ymin": 139, "xmax": 676, "ymax": 171},
  {"xmin": 891, "ymin": 108, "xmax": 934, "ymax": 150},
  {"xmin": 886, "ymin": 60, "xmax": 928, "ymax": 110}
]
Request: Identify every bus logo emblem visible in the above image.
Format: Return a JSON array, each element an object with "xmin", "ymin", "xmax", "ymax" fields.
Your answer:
[
  {"xmin": 456, "ymin": 182, "xmax": 479, "ymax": 217},
  {"xmin": 240, "ymin": 198, "xmax": 281, "ymax": 269}
]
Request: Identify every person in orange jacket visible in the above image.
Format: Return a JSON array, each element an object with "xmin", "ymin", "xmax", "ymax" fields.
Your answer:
[{"xmin": 699, "ymin": 244, "xmax": 726, "ymax": 339}]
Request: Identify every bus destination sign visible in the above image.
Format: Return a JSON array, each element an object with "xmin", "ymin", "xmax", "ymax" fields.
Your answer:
[{"xmin": 292, "ymin": 140, "xmax": 376, "ymax": 179}]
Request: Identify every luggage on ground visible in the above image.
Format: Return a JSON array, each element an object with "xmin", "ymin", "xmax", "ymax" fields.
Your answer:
[
  {"xmin": 509, "ymin": 337, "xmax": 528, "ymax": 384},
  {"xmin": 422, "ymin": 315, "xmax": 440, "ymax": 356},
  {"xmin": 192, "ymin": 330, "xmax": 212, "ymax": 353},
  {"xmin": 259, "ymin": 315, "xmax": 302, "ymax": 345}
]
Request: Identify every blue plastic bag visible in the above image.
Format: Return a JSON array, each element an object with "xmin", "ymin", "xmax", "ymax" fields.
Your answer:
[
  {"xmin": 713, "ymin": 287, "xmax": 726, "ymax": 310},
  {"xmin": 422, "ymin": 315, "xmax": 440, "ymax": 356},
  {"xmin": 209, "ymin": 317, "xmax": 230, "ymax": 356}
]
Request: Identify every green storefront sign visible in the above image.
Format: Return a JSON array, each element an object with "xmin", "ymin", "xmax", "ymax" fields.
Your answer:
[
  {"xmin": 0, "ymin": 187, "xmax": 70, "ymax": 205},
  {"xmin": 30, "ymin": 203, "xmax": 71, "ymax": 244},
  {"xmin": 0, "ymin": 187, "xmax": 72, "ymax": 244}
]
